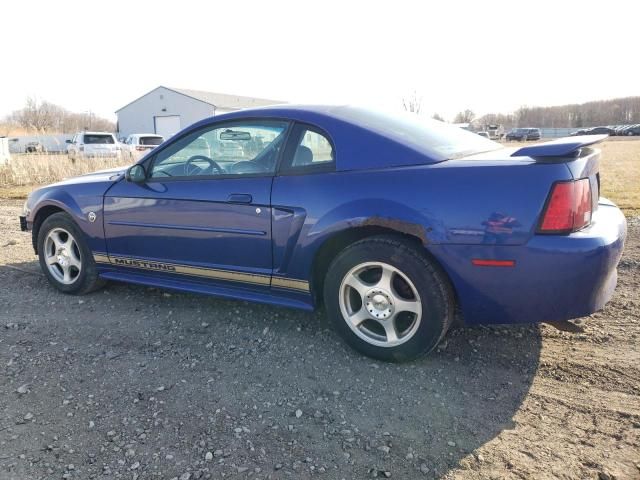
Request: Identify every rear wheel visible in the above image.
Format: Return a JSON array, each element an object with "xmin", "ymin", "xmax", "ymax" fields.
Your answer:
[
  {"xmin": 324, "ymin": 235, "xmax": 454, "ymax": 362},
  {"xmin": 37, "ymin": 212, "xmax": 105, "ymax": 294}
]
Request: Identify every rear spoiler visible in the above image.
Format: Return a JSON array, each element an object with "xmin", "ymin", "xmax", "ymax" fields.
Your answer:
[{"xmin": 511, "ymin": 134, "xmax": 608, "ymax": 158}]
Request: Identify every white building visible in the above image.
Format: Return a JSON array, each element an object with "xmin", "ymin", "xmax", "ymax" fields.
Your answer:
[
  {"xmin": 0, "ymin": 137, "xmax": 10, "ymax": 165},
  {"xmin": 115, "ymin": 86, "xmax": 284, "ymax": 139}
]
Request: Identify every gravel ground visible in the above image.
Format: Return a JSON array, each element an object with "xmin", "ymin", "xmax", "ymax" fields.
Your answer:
[{"xmin": 0, "ymin": 198, "xmax": 638, "ymax": 480}]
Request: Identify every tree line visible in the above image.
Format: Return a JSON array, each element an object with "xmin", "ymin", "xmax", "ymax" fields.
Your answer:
[
  {"xmin": 1, "ymin": 97, "xmax": 115, "ymax": 135},
  {"xmin": 477, "ymin": 97, "xmax": 640, "ymax": 129},
  {"xmin": 404, "ymin": 94, "xmax": 640, "ymax": 128}
]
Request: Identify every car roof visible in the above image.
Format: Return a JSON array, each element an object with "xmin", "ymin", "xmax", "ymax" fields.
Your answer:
[
  {"xmin": 182, "ymin": 105, "xmax": 501, "ymax": 170},
  {"xmin": 81, "ymin": 131, "xmax": 115, "ymax": 135}
]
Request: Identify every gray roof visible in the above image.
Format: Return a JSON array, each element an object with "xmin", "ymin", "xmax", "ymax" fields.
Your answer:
[
  {"xmin": 169, "ymin": 87, "xmax": 285, "ymax": 111},
  {"xmin": 115, "ymin": 86, "xmax": 285, "ymax": 113}
]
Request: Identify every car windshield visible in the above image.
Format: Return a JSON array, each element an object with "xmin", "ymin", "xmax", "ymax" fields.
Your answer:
[
  {"xmin": 331, "ymin": 107, "xmax": 501, "ymax": 160},
  {"xmin": 140, "ymin": 136, "xmax": 163, "ymax": 146},
  {"xmin": 84, "ymin": 134, "xmax": 114, "ymax": 144}
]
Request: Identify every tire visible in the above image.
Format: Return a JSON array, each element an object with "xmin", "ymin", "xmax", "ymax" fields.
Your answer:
[
  {"xmin": 323, "ymin": 235, "xmax": 454, "ymax": 362},
  {"xmin": 37, "ymin": 212, "xmax": 105, "ymax": 295}
]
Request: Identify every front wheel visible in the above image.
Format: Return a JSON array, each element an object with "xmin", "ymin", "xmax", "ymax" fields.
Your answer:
[
  {"xmin": 37, "ymin": 212, "xmax": 105, "ymax": 294},
  {"xmin": 323, "ymin": 235, "xmax": 454, "ymax": 362}
]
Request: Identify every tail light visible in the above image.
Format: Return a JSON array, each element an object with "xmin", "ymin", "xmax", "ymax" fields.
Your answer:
[{"xmin": 538, "ymin": 179, "xmax": 592, "ymax": 234}]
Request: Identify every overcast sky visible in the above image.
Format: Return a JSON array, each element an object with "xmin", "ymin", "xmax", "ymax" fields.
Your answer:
[{"xmin": 2, "ymin": 0, "xmax": 639, "ymax": 121}]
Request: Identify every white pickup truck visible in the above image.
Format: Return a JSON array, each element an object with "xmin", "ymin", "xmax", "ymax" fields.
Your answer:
[{"xmin": 66, "ymin": 132, "xmax": 121, "ymax": 161}]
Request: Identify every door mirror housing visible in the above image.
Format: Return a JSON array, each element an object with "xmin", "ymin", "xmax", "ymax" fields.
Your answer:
[
  {"xmin": 125, "ymin": 164, "xmax": 147, "ymax": 183},
  {"xmin": 65, "ymin": 139, "xmax": 72, "ymax": 144}
]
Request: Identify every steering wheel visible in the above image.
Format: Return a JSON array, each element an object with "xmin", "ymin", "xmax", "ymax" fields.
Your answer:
[{"xmin": 184, "ymin": 155, "xmax": 224, "ymax": 176}]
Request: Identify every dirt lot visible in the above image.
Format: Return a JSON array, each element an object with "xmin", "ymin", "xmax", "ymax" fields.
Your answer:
[{"xmin": 0, "ymin": 198, "xmax": 639, "ymax": 480}]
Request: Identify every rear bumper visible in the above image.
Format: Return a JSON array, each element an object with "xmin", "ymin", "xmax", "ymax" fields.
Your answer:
[
  {"xmin": 77, "ymin": 151, "xmax": 121, "ymax": 159},
  {"xmin": 430, "ymin": 201, "xmax": 627, "ymax": 325},
  {"xmin": 83, "ymin": 153, "xmax": 120, "ymax": 158}
]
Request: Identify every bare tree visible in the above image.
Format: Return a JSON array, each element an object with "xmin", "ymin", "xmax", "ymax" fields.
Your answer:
[
  {"xmin": 402, "ymin": 91, "xmax": 422, "ymax": 114},
  {"xmin": 432, "ymin": 113, "xmax": 444, "ymax": 122},
  {"xmin": 12, "ymin": 97, "xmax": 61, "ymax": 132},
  {"xmin": 7, "ymin": 98, "xmax": 115, "ymax": 134},
  {"xmin": 453, "ymin": 109, "xmax": 475, "ymax": 124}
]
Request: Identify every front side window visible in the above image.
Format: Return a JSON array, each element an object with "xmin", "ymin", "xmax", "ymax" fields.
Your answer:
[{"xmin": 149, "ymin": 120, "xmax": 289, "ymax": 179}]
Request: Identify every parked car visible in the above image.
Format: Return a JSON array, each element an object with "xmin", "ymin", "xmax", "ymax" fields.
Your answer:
[
  {"xmin": 584, "ymin": 127, "xmax": 615, "ymax": 136},
  {"xmin": 122, "ymin": 134, "xmax": 164, "ymax": 160},
  {"xmin": 25, "ymin": 141, "xmax": 46, "ymax": 153},
  {"xmin": 20, "ymin": 106, "xmax": 626, "ymax": 361},
  {"xmin": 476, "ymin": 131, "xmax": 490, "ymax": 139},
  {"xmin": 621, "ymin": 125, "xmax": 640, "ymax": 136},
  {"xmin": 484, "ymin": 124, "xmax": 504, "ymax": 140},
  {"xmin": 505, "ymin": 128, "xmax": 541, "ymax": 141},
  {"xmin": 66, "ymin": 132, "xmax": 121, "ymax": 161}
]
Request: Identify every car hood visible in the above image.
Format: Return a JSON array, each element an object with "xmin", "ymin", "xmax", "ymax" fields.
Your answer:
[
  {"xmin": 50, "ymin": 166, "xmax": 127, "ymax": 187},
  {"xmin": 25, "ymin": 166, "xmax": 129, "ymax": 219},
  {"xmin": 28, "ymin": 166, "xmax": 127, "ymax": 202}
]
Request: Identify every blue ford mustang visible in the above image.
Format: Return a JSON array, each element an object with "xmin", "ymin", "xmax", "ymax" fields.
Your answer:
[{"xmin": 19, "ymin": 106, "xmax": 627, "ymax": 361}]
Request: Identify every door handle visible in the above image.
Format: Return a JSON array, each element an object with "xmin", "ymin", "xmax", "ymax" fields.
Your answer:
[{"xmin": 227, "ymin": 194, "xmax": 253, "ymax": 204}]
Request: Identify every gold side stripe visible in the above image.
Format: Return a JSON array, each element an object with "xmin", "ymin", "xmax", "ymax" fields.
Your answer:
[
  {"xmin": 94, "ymin": 254, "xmax": 110, "ymax": 264},
  {"xmin": 271, "ymin": 277, "xmax": 310, "ymax": 292},
  {"xmin": 92, "ymin": 253, "xmax": 309, "ymax": 292},
  {"xmin": 93, "ymin": 253, "xmax": 269, "ymax": 286}
]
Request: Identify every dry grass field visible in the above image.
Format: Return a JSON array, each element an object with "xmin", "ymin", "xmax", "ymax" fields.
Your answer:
[
  {"xmin": 0, "ymin": 139, "xmax": 638, "ymax": 214},
  {"xmin": 0, "ymin": 154, "xmax": 127, "ymax": 198},
  {"xmin": 597, "ymin": 140, "xmax": 640, "ymax": 215}
]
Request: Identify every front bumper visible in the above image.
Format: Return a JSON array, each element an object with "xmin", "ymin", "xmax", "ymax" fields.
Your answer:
[{"xmin": 430, "ymin": 201, "xmax": 627, "ymax": 325}]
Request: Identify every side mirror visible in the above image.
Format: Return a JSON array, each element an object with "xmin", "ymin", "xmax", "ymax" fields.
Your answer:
[
  {"xmin": 65, "ymin": 139, "xmax": 72, "ymax": 144},
  {"xmin": 125, "ymin": 164, "xmax": 147, "ymax": 183}
]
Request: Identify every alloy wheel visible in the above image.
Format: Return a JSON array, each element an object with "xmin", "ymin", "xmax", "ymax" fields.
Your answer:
[
  {"xmin": 339, "ymin": 262, "xmax": 422, "ymax": 348},
  {"xmin": 43, "ymin": 227, "xmax": 82, "ymax": 284}
]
